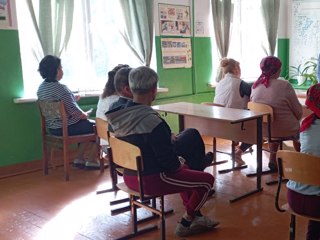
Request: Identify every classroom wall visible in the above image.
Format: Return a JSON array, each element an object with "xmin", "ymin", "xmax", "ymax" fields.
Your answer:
[
  {"xmin": 0, "ymin": 0, "xmax": 295, "ymax": 175},
  {"xmin": 0, "ymin": 0, "xmax": 214, "ymax": 174}
]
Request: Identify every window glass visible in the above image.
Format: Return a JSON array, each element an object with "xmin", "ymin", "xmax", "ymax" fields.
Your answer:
[
  {"xmin": 16, "ymin": 0, "xmax": 153, "ymax": 97},
  {"xmin": 210, "ymin": 0, "xmax": 270, "ymax": 82}
]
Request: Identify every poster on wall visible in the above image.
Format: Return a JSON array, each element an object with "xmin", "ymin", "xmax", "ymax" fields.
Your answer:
[
  {"xmin": 0, "ymin": 0, "xmax": 17, "ymax": 30},
  {"xmin": 161, "ymin": 38, "xmax": 192, "ymax": 69},
  {"xmin": 290, "ymin": 0, "xmax": 320, "ymax": 68},
  {"xmin": 159, "ymin": 3, "xmax": 191, "ymax": 36}
]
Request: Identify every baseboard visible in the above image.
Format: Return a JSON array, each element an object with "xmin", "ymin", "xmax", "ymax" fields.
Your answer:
[
  {"xmin": 0, "ymin": 159, "xmax": 42, "ymax": 179},
  {"xmin": 0, "ymin": 151, "xmax": 80, "ymax": 179}
]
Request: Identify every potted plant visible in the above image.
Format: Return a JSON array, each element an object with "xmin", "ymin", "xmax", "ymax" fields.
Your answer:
[{"xmin": 289, "ymin": 57, "xmax": 318, "ymax": 86}]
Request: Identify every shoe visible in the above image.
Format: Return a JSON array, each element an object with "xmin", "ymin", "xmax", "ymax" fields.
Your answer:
[
  {"xmin": 204, "ymin": 152, "xmax": 214, "ymax": 165},
  {"xmin": 268, "ymin": 162, "xmax": 278, "ymax": 172},
  {"xmin": 73, "ymin": 158, "xmax": 85, "ymax": 166},
  {"xmin": 190, "ymin": 216, "xmax": 220, "ymax": 230},
  {"xmin": 208, "ymin": 188, "xmax": 215, "ymax": 196},
  {"xmin": 85, "ymin": 160, "xmax": 101, "ymax": 170},
  {"xmin": 175, "ymin": 223, "xmax": 192, "ymax": 237},
  {"xmin": 235, "ymin": 150, "xmax": 246, "ymax": 167},
  {"xmin": 101, "ymin": 145, "xmax": 109, "ymax": 154}
]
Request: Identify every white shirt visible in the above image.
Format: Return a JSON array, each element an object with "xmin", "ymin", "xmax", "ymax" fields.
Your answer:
[
  {"xmin": 287, "ymin": 118, "xmax": 320, "ymax": 195},
  {"xmin": 96, "ymin": 94, "xmax": 119, "ymax": 145}
]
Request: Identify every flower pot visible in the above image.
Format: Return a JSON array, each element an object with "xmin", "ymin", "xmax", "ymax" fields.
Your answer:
[{"xmin": 297, "ymin": 75, "xmax": 306, "ymax": 85}]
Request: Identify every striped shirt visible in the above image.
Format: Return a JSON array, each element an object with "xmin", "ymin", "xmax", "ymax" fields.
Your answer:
[{"xmin": 37, "ymin": 81, "xmax": 83, "ymax": 129}]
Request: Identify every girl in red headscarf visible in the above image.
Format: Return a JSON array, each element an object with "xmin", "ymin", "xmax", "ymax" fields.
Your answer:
[
  {"xmin": 286, "ymin": 83, "xmax": 320, "ymax": 240},
  {"xmin": 251, "ymin": 56, "xmax": 302, "ymax": 170}
]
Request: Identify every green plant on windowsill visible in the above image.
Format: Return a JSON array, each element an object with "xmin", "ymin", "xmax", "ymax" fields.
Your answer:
[{"xmin": 288, "ymin": 57, "xmax": 318, "ymax": 86}]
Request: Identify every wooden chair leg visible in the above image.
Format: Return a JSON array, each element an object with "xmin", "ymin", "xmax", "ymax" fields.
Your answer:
[
  {"xmin": 213, "ymin": 137, "xmax": 217, "ymax": 162},
  {"xmin": 43, "ymin": 141, "xmax": 48, "ymax": 175},
  {"xmin": 63, "ymin": 142, "xmax": 69, "ymax": 181},
  {"xmin": 160, "ymin": 196, "xmax": 166, "ymax": 240},
  {"xmin": 290, "ymin": 214, "xmax": 296, "ymax": 240},
  {"xmin": 50, "ymin": 148, "xmax": 56, "ymax": 169}
]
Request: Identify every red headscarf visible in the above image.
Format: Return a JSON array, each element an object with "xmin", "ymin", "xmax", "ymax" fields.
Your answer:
[
  {"xmin": 300, "ymin": 84, "xmax": 320, "ymax": 132},
  {"xmin": 253, "ymin": 56, "xmax": 282, "ymax": 89}
]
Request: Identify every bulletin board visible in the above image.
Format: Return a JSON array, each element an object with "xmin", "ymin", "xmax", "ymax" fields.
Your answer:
[
  {"xmin": 0, "ymin": 0, "xmax": 17, "ymax": 30},
  {"xmin": 290, "ymin": 0, "xmax": 320, "ymax": 67},
  {"xmin": 161, "ymin": 37, "xmax": 192, "ymax": 69},
  {"xmin": 158, "ymin": 3, "xmax": 191, "ymax": 37}
]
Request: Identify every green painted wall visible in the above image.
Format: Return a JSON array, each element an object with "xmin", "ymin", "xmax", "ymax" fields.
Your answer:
[
  {"xmin": 0, "ymin": 31, "xmax": 214, "ymax": 168},
  {"xmin": 0, "ymin": 30, "xmax": 41, "ymax": 167},
  {"xmin": 0, "ymin": 32, "xmax": 295, "ymax": 169},
  {"xmin": 278, "ymin": 38, "xmax": 289, "ymax": 77},
  {"xmin": 155, "ymin": 36, "xmax": 214, "ymax": 97}
]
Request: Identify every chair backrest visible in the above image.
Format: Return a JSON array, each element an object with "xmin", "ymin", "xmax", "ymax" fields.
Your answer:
[
  {"xmin": 109, "ymin": 136, "xmax": 142, "ymax": 171},
  {"xmin": 277, "ymin": 150, "xmax": 320, "ymax": 186},
  {"xmin": 247, "ymin": 101, "xmax": 273, "ymax": 123},
  {"xmin": 95, "ymin": 117, "xmax": 110, "ymax": 142},
  {"xmin": 201, "ymin": 102, "xmax": 225, "ymax": 107},
  {"xmin": 109, "ymin": 136, "xmax": 147, "ymax": 198},
  {"xmin": 38, "ymin": 100, "xmax": 68, "ymax": 137}
]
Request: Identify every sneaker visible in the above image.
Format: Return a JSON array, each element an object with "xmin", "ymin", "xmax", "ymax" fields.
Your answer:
[
  {"xmin": 268, "ymin": 162, "xmax": 278, "ymax": 172},
  {"xmin": 190, "ymin": 216, "xmax": 220, "ymax": 231},
  {"xmin": 73, "ymin": 158, "xmax": 86, "ymax": 165},
  {"xmin": 208, "ymin": 188, "xmax": 215, "ymax": 196},
  {"xmin": 85, "ymin": 160, "xmax": 100, "ymax": 169},
  {"xmin": 235, "ymin": 150, "xmax": 246, "ymax": 167},
  {"xmin": 175, "ymin": 223, "xmax": 192, "ymax": 237}
]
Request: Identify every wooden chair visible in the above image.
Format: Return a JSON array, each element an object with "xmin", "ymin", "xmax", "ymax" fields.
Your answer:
[
  {"xmin": 108, "ymin": 136, "xmax": 171, "ymax": 240},
  {"xmin": 247, "ymin": 102, "xmax": 298, "ymax": 153},
  {"xmin": 275, "ymin": 150, "xmax": 320, "ymax": 240},
  {"xmin": 95, "ymin": 117, "xmax": 110, "ymax": 173},
  {"xmin": 38, "ymin": 100, "xmax": 102, "ymax": 181},
  {"xmin": 95, "ymin": 117, "xmax": 132, "ymax": 215},
  {"xmin": 247, "ymin": 102, "xmax": 298, "ymax": 181}
]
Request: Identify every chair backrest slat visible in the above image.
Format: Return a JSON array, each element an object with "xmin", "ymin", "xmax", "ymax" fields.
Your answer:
[
  {"xmin": 38, "ymin": 100, "xmax": 69, "ymax": 138},
  {"xmin": 247, "ymin": 101, "xmax": 273, "ymax": 123},
  {"xmin": 277, "ymin": 150, "xmax": 320, "ymax": 186},
  {"xmin": 95, "ymin": 117, "xmax": 109, "ymax": 141},
  {"xmin": 109, "ymin": 136, "xmax": 142, "ymax": 171},
  {"xmin": 38, "ymin": 100, "xmax": 62, "ymax": 119}
]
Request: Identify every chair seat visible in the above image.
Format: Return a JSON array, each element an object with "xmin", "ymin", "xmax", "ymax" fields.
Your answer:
[
  {"xmin": 282, "ymin": 203, "xmax": 320, "ymax": 222},
  {"xmin": 46, "ymin": 133, "xmax": 96, "ymax": 143},
  {"xmin": 117, "ymin": 182, "xmax": 156, "ymax": 198}
]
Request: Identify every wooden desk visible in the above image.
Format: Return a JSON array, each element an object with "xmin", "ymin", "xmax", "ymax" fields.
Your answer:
[{"xmin": 152, "ymin": 102, "xmax": 266, "ymax": 203}]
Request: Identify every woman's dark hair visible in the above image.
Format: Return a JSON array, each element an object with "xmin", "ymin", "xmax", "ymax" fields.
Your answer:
[
  {"xmin": 102, "ymin": 64, "xmax": 130, "ymax": 98},
  {"xmin": 114, "ymin": 66, "xmax": 133, "ymax": 94},
  {"xmin": 38, "ymin": 55, "xmax": 61, "ymax": 82}
]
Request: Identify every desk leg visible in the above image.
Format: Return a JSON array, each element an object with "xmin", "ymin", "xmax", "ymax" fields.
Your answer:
[
  {"xmin": 218, "ymin": 141, "xmax": 248, "ymax": 174},
  {"xmin": 178, "ymin": 115, "xmax": 184, "ymax": 132},
  {"xmin": 256, "ymin": 116, "xmax": 263, "ymax": 190},
  {"xmin": 229, "ymin": 117, "xmax": 264, "ymax": 203}
]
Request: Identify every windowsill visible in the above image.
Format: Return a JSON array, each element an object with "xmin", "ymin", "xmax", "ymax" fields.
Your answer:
[{"xmin": 13, "ymin": 87, "xmax": 169, "ymax": 103}]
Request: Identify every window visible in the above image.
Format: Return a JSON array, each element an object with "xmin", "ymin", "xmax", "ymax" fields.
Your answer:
[
  {"xmin": 16, "ymin": 1, "xmax": 154, "ymax": 97},
  {"xmin": 210, "ymin": 0, "xmax": 270, "ymax": 82}
]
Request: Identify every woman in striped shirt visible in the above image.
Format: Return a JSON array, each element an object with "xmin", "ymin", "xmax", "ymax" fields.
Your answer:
[{"xmin": 37, "ymin": 55, "xmax": 98, "ymax": 168}]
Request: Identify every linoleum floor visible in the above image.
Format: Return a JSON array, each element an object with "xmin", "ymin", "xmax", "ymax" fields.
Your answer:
[{"xmin": 0, "ymin": 138, "xmax": 307, "ymax": 240}]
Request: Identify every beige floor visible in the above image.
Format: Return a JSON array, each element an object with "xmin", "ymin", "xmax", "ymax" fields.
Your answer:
[{"xmin": 0, "ymin": 138, "xmax": 307, "ymax": 240}]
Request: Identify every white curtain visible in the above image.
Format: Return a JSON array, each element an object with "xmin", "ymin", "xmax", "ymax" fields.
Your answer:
[
  {"xmin": 211, "ymin": 0, "xmax": 233, "ymax": 81},
  {"xmin": 26, "ymin": 0, "xmax": 74, "ymax": 59},
  {"xmin": 261, "ymin": 0, "xmax": 280, "ymax": 56},
  {"xmin": 119, "ymin": 0, "xmax": 154, "ymax": 66}
]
